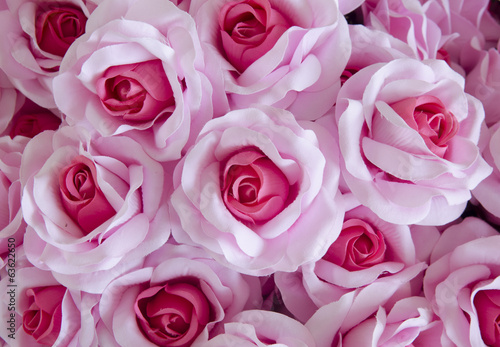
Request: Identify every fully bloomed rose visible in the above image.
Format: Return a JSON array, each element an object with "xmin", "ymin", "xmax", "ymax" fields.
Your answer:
[
  {"xmin": 0, "ymin": 0, "xmax": 98, "ymax": 108},
  {"xmin": 190, "ymin": 0, "xmax": 351, "ymax": 120},
  {"xmin": 20, "ymin": 126, "xmax": 170, "ymax": 293},
  {"xmin": 335, "ymin": 58, "xmax": 492, "ymax": 225},
  {"xmin": 170, "ymin": 106, "xmax": 344, "ymax": 275},
  {"xmin": 97, "ymin": 243, "xmax": 262, "ymax": 346},
  {"xmin": 275, "ymin": 205, "xmax": 430, "ymax": 324},
  {"xmin": 0, "ymin": 259, "xmax": 100, "ymax": 346},
  {"xmin": 423, "ymin": 217, "xmax": 500, "ymax": 346},
  {"xmin": 54, "ymin": 0, "xmax": 225, "ymax": 161}
]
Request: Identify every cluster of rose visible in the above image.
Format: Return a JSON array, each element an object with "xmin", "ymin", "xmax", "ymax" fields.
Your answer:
[{"xmin": 1, "ymin": 0, "xmax": 500, "ymax": 346}]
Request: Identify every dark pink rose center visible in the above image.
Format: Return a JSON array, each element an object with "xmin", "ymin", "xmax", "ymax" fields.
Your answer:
[
  {"xmin": 473, "ymin": 289, "xmax": 500, "ymax": 346},
  {"xmin": 96, "ymin": 60, "xmax": 175, "ymax": 122},
  {"xmin": 135, "ymin": 282, "xmax": 211, "ymax": 346},
  {"xmin": 22, "ymin": 286, "xmax": 66, "ymax": 346},
  {"xmin": 323, "ymin": 219, "xmax": 386, "ymax": 271},
  {"xmin": 340, "ymin": 67, "xmax": 359, "ymax": 86},
  {"xmin": 221, "ymin": 148, "xmax": 290, "ymax": 224},
  {"xmin": 35, "ymin": 3, "xmax": 88, "ymax": 57},
  {"xmin": 9, "ymin": 113, "xmax": 61, "ymax": 139},
  {"xmin": 390, "ymin": 95, "xmax": 459, "ymax": 157},
  {"xmin": 59, "ymin": 155, "xmax": 115, "ymax": 234},
  {"xmin": 219, "ymin": 0, "xmax": 290, "ymax": 72}
]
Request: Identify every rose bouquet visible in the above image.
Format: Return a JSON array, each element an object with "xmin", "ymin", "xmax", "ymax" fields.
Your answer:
[{"xmin": 0, "ymin": 0, "xmax": 499, "ymax": 346}]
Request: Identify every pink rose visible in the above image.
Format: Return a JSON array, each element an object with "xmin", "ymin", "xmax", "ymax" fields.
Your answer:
[
  {"xmin": 0, "ymin": 136, "xmax": 29, "ymax": 258},
  {"xmin": 20, "ymin": 126, "xmax": 170, "ymax": 293},
  {"xmin": 6, "ymin": 98, "xmax": 61, "ymax": 139},
  {"xmin": 275, "ymin": 205, "xmax": 429, "ymax": 324},
  {"xmin": 0, "ymin": 261, "xmax": 100, "ymax": 346},
  {"xmin": 423, "ymin": 217, "xmax": 500, "ymax": 346},
  {"xmin": 22, "ymin": 285, "xmax": 66, "ymax": 345},
  {"xmin": 362, "ymin": 0, "xmax": 447, "ymax": 61},
  {"xmin": 54, "ymin": 0, "xmax": 225, "ymax": 161},
  {"xmin": 335, "ymin": 58, "xmax": 492, "ymax": 225},
  {"xmin": 465, "ymin": 48, "xmax": 500, "ymax": 126},
  {"xmin": 473, "ymin": 122, "xmax": 500, "ymax": 221},
  {"xmin": 323, "ymin": 218, "xmax": 386, "ymax": 271},
  {"xmin": 35, "ymin": 2, "xmax": 88, "ymax": 57},
  {"xmin": 190, "ymin": 0, "xmax": 351, "ymax": 120},
  {"xmin": 423, "ymin": 0, "xmax": 500, "ymax": 72},
  {"xmin": 201, "ymin": 310, "xmax": 316, "ymax": 346},
  {"xmin": 135, "ymin": 282, "xmax": 210, "ymax": 346},
  {"xmin": 170, "ymin": 106, "xmax": 344, "ymax": 275},
  {"xmin": 0, "ymin": 0, "xmax": 98, "ymax": 108},
  {"xmin": 95, "ymin": 61, "xmax": 174, "ymax": 122},
  {"xmin": 219, "ymin": 0, "xmax": 290, "ymax": 73},
  {"xmin": 59, "ymin": 155, "xmax": 116, "ymax": 234},
  {"xmin": 221, "ymin": 148, "xmax": 289, "ymax": 224},
  {"xmin": 98, "ymin": 243, "xmax": 262, "ymax": 346},
  {"xmin": 343, "ymin": 297, "xmax": 435, "ymax": 346}
]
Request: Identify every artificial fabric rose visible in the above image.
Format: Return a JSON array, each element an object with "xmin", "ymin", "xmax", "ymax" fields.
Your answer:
[
  {"xmin": 59, "ymin": 155, "xmax": 116, "ymax": 234},
  {"xmin": 423, "ymin": 217, "xmax": 500, "ymax": 347},
  {"xmin": 0, "ymin": 262, "xmax": 100, "ymax": 347},
  {"xmin": 221, "ymin": 148, "xmax": 290, "ymax": 224},
  {"xmin": 35, "ymin": 2, "xmax": 88, "ymax": 57},
  {"xmin": 20, "ymin": 126, "xmax": 170, "ymax": 293},
  {"xmin": 97, "ymin": 243, "xmax": 262, "ymax": 347},
  {"xmin": 465, "ymin": 48, "xmax": 500, "ymax": 126},
  {"xmin": 361, "ymin": 0, "xmax": 448, "ymax": 61},
  {"xmin": 218, "ymin": 0, "xmax": 290, "ymax": 73},
  {"xmin": 0, "ymin": 136, "xmax": 29, "ymax": 259},
  {"xmin": 308, "ymin": 295, "xmax": 437, "ymax": 347},
  {"xmin": 200, "ymin": 310, "xmax": 316, "ymax": 346},
  {"xmin": 190, "ymin": 0, "xmax": 351, "ymax": 120},
  {"xmin": 22, "ymin": 285, "xmax": 66, "ymax": 345},
  {"xmin": 0, "ymin": 0, "xmax": 98, "ymax": 108},
  {"xmin": 170, "ymin": 106, "xmax": 344, "ymax": 276},
  {"xmin": 5, "ymin": 98, "xmax": 61, "ymax": 139},
  {"xmin": 423, "ymin": 0, "xmax": 500, "ymax": 72},
  {"xmin": 473, "ymin": 122, "xmax": 500, "ymax": 221},
  {"xmin": 335, "ymin": 58, "xmax": 492, "ymax": 225},
  {"xmin": 54, "ymin": 0, "xmax": 225, "ymax": 161},
  {"xmin": 275, "ymin": 205, "xmax": 429, "ymax": 324}
]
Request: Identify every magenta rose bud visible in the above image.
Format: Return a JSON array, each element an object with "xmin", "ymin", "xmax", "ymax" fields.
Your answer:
[
  {"xmin": 221, "ymin": 148, "xmax": 290, "ymax": 224},
  {"xmin": 59, "ymin": 155, "xmax": 116, "ymax": 235},
  {"xmin": 9, "ymin": 112, "xmax": 61, "ymax": 139},
  {"xmin": 135, "ymin": 282, "xmax": 211, "ymax": 346},
  {"xmin": 474, "ymin": 290, "xmax": 500, "ymax": 346},
  {"xmin": 323, "ymin": 219, "xmax": 386, "ymax": 271},
  {"xmin": 219, "ymin": 0, "xmax": 290, "ymax": 72},
  {"xmin": 22, "ymin": 286, "xmax": 66, "ymax": 346},
  {"xmin": 35, "ymin": 3, "xmax": 88, "ymax": 57},
  {"xmin": 95, "ymin": 60, "xmax": 175, "ymax": 122},
  {"xmin": 390, "ymin": 95, "xmax": 459, "ymax": 157}
]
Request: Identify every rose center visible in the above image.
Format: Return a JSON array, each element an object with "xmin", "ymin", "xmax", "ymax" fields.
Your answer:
[
  {"xmin": 238, "ymin": 180, "xmax": 259, "ymax": 203},
  {"xmin": 221, "ymin": 148, "xmax": 290, "ymax": 224},
  {"xmin": 35, "ymin": 4, "xmax": 87, "ymax": 57},
  {"xmin": 163, "ymin": 314, "xmax": 190, "ymax": 338}
]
